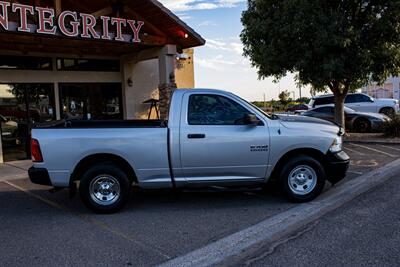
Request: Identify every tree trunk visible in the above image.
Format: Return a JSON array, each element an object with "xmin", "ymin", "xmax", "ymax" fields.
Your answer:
[{"xmin": 333, "ymin": 92, "xmax": 346, "ymax": 131}]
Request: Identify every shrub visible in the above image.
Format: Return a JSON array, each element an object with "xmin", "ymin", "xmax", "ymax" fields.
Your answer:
[{"xmin": 382, "ymin": 114, "xmax": 400, "ymax": 137}]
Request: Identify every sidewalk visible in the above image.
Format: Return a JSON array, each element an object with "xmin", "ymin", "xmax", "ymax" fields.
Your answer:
[{"xmin": 0, "ymin": 160, "xmax": 31, "ymax": 181}]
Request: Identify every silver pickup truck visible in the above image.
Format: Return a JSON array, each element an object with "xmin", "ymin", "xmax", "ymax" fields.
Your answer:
[{"xmin": 29, "ymin": 89, "xmax": 349, "ymax": 213}]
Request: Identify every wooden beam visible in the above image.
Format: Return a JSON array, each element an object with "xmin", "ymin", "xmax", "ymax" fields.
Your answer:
[
  {"xmin": 91, "ymin": 6, "xmax": 113, "ymax": 18},
  {"xmin": 54, "ymin": 0, "xmax": 62, "ymax": 16}
]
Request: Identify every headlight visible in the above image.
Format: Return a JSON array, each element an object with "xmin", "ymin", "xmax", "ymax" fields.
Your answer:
[{"xmin": 329, "ymin": 136, "xmax": 342, "ymax": 153}]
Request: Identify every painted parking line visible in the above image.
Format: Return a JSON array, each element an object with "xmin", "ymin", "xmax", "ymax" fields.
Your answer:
[
  {"xmin": 378, "ymin": 145, "xmax": 400, "ymax": 152},
  {"xmin": 349, "ymin": 143, "xmax": 398, "ymax": 158},
  {"xmin": 343, "ymin": 146, "xmax": 365, "ymax": 156},
  {"xmin": 3, "ymin": 180, "xmax": 171, "ymax": 260}
]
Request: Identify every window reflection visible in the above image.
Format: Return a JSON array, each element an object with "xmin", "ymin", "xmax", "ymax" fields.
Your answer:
[{"xmin": 0, "ymin": 84, "xmax": 55, "ymax": 161}]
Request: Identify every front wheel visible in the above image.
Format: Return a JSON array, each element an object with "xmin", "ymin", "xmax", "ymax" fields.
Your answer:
[
  {"xmin": 79, "ymin": 163, "xmax": 131, "ymax": 213},
  {"xmin": 279, "ymin": 155, "xmax": 326, "ymax": 202},
  {"xmin": 354, "ymin": 118, "xmax": 371, "ymax": 133}
]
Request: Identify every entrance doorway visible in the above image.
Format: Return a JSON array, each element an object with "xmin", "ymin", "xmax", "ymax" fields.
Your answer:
[
  {"xmin": 0, "ymin": 84, "xmax": 55, "ymax": 162},
  {"xmin": 59, "ymin": 83, "xmax": 123, "ymax": 120}
]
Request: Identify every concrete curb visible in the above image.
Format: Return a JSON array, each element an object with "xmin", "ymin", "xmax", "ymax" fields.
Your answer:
[{"xmin": 157, "ymin": 158, "xmax": 400, "ymax": 267}]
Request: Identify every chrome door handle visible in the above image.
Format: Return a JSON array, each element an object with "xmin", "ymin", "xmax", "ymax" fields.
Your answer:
[{"xmin": 187, "ymin": 134, "xmax": 206, "ymax": 139}]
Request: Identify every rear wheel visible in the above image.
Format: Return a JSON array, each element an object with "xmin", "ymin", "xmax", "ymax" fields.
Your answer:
[
  {"xmin": 279, "ymin": 155, "xmax": 326, "ymax": 202},
  {"xmin": 354, "ymin": 118, "xmax": 371, "ymax": 133},
  {"xmin": 79, "ymin": 163, "xmax": 131, "ymax": 213}
]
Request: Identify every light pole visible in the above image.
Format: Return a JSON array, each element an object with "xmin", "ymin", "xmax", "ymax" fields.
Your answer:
[{"xmin": 298, "ymin": 84, "xmax": 302, "ymax": 99}]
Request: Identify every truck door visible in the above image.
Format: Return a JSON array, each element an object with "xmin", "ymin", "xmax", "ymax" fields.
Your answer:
[{"xmin": 179, "ymin": 92, "xmax": 270, "ymax": 184}]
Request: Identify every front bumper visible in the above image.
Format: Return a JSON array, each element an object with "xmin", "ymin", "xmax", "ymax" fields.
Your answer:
[
  {"xmin": 325, "ymin": 150, "xmax": 350, "ymax": 184},
  {"xmin": 28, "ymin": 167, "xmax": 52, "ymax": 186}
]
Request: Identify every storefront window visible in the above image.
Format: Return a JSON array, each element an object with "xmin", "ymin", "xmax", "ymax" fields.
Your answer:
[
  {"xmin": 0, "ymin": 84, "xmax": 55, "ymax": 161},
  {"xmin": 57, "ymin": 58, "xmax": 120, "ymax": 72},
  {"xmin": 60, "ymin": 83, "xmax": 122, "ymax": 120},
  {"xmin": 0, "ymin": 56, "xmax": 52, "ymax": 70}
]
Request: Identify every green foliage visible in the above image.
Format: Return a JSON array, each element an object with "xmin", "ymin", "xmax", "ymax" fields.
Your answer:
[
  {"xmin": 241, "ymin": 0, "xmax": 400, "ymax": 128},
  {"xmin": 241, "ymin": 0, "xmax": 400, "ymax": 93},
  {"xmin": 382, "ymin": 114, "xmax": 400, "ymax": 137},
  {"xmin": 296, "ymin": 97, "xmax": 310, "ymax": 104},
  {"xmin": 278, "ymin": 90, "xmax": 291, "ymax": 106}
]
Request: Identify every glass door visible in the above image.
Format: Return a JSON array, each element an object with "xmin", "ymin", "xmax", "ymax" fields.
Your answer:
[
  {"xmin": 59, "ymin": 83, "xmax": 122, "ymax": 120},
  {"xmin": 0, "ymin": 84, "xmax": 55, "ymax": 162}
]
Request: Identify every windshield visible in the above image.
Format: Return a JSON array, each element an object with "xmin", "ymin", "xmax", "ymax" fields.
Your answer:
[{"xmin": 236, "ymin": 96, "xmax": 276, "ymax": 119}]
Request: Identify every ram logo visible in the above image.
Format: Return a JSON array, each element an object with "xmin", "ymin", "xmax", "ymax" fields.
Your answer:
[{"xmin": 250, "ymin": 145, "xmax": 269, "ymax": 152}]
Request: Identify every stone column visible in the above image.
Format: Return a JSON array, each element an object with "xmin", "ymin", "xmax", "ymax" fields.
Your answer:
[
  {"xmin": 158, "ymin": 45, "xmax": 177, "ymax": 120},
  {"xmin": 159, "ymin": 74, "xmax": 177, "ymax": 119}
]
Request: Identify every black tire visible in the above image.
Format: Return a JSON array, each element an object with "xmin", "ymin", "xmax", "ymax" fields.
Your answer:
[
  {"xmin": 79, "ymin": 163, "xmax": 131, "ymax": 214},
  {"xmin": 379, "ymin": 107, "xmax": 395, "ymax": 117},
  {"xmin": 354, "ymin": 117, "xmax": 371, "ymax": 133},
  {"xmin": 279, "ymin": 155, "xmax": 326, "ymax": 203}
]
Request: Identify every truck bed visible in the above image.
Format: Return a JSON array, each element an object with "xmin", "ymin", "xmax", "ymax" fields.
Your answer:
[{"xmin": 33, "ymin": 119, "xmax": 167, "ymax": 129}]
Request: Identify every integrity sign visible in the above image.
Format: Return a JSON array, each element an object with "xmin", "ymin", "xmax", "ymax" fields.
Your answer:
[{"xmin": 0, "ymin": 1, "xmax": 145, "ymax": 43}]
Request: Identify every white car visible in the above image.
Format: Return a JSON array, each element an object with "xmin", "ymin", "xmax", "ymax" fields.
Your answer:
[{"xmin": 309, "ymin": 93, "xmax": 399, "ymax": 116}]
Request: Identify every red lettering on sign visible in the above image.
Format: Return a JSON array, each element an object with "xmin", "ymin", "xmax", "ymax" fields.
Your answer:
[
  {"xmin": 127, "ymin": 20, "xmax": 144, "ymax": 43},
  {"xmin": 80, "ymin": 13, "xmax": 100, "ymax": 39},
  {"xmin": 100, "ymin": 16, "xmax": 111, "ymax": 40},
  {"xmin": 36, "ymin": 7, "xmax": 56, "ymax": 35},
  {"xmin": 58, "ymin": 11, "xmax": 79, "ymax": 37},
  {"xmin": 0, "ymin": 1, "xmax": 10, "ymax": 30},
  {"xmin": 12, "ymin": 3, "xmax": 34, "ymax": 32},
  {"xmin": 111, "ymin": 17, "xmax": 126, "ymax": 42}
]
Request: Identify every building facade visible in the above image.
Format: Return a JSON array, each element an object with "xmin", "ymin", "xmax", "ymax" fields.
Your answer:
[
  {"xmin": 361, "ymin": 76, "xmax": 400, "ymax": 100},
  {"xmin": 0, "ymin": 0, "xmax": 204, "ymax": 162}
]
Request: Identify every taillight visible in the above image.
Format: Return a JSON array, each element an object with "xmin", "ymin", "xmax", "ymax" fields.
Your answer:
[{"xmin": 31, "ymin": 138, "xmax": 43, "ymax": 162}]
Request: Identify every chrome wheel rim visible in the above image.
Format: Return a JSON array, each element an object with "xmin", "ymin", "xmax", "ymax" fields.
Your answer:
[
  {"xmin": 288, "ymin": 165, "xmax": 317, "ymax": 195},
  {"xmin": 89, "ymin": 175, "xmax": 120, "ymax": 206}
]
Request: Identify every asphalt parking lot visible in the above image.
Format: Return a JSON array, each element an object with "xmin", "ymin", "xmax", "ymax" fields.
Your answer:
[{"xmin": 0, "ymin": 142, "xmax": 399, "ymax": 267}]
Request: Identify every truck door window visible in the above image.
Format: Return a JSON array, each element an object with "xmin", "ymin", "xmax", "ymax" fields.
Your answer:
[{"xmin": 188, "ymin": 94, "xmax": 250, "ymax": 125}]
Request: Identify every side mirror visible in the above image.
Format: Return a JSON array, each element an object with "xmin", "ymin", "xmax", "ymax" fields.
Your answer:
[{"xmin": 243, "ymin": 113, "xmax": 260, "ymax": 126}]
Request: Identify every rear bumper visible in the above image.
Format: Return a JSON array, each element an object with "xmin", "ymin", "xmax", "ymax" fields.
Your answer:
[
  {"xmin": 28, "ymin": 167, "xmax": 52, "ymax": 186},
  {"xmin": 325, "ymin": 151, "xmax": 350, "ymax": 184}
]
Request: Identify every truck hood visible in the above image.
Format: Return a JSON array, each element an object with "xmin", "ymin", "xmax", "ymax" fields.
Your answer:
[{"xmin": 277, "ymin": 114, "xmax": 341, "ymax": 135}]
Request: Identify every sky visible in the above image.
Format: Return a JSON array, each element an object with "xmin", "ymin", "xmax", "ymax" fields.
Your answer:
[{"xmin": 158, "ymin": 0, "xmax": 310, "ymax": 101}]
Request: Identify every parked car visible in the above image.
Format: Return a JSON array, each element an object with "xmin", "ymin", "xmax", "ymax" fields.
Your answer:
[
  {"xmin": 285, "ymin": 104, "xmax": 309, "ymax": 113},
  {"xmin": 0, "ymin": 114, "xmax": 18, "ymax": 145},
  {"xmin": 302, "ymin": 105, "xmax": 390, "ymax": 132},
  {"xmin": 29, "ymin": 89, "xmax": 349, "ymax": 213},
  {"xmin": 309, "ymin": 93, "xmax": 399, "ymax": 116}
]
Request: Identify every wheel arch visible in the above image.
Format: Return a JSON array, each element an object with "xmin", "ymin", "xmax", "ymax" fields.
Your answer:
[
  {"xmin": 270, "ymin": 148, "xmax": 328, "ymax": 181},
  {"xmin": 70, "ymin": 153, "xmax": 138, "ymax": 185}
]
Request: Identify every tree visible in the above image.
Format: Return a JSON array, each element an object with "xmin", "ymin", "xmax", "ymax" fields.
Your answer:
[
  {"xmin": 278, "ymin": 90, "xmax": 291, "ymax": 107},
  {"xmin": 241, "ymin": 0, "xmax": 400, "ymax": 130}
]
